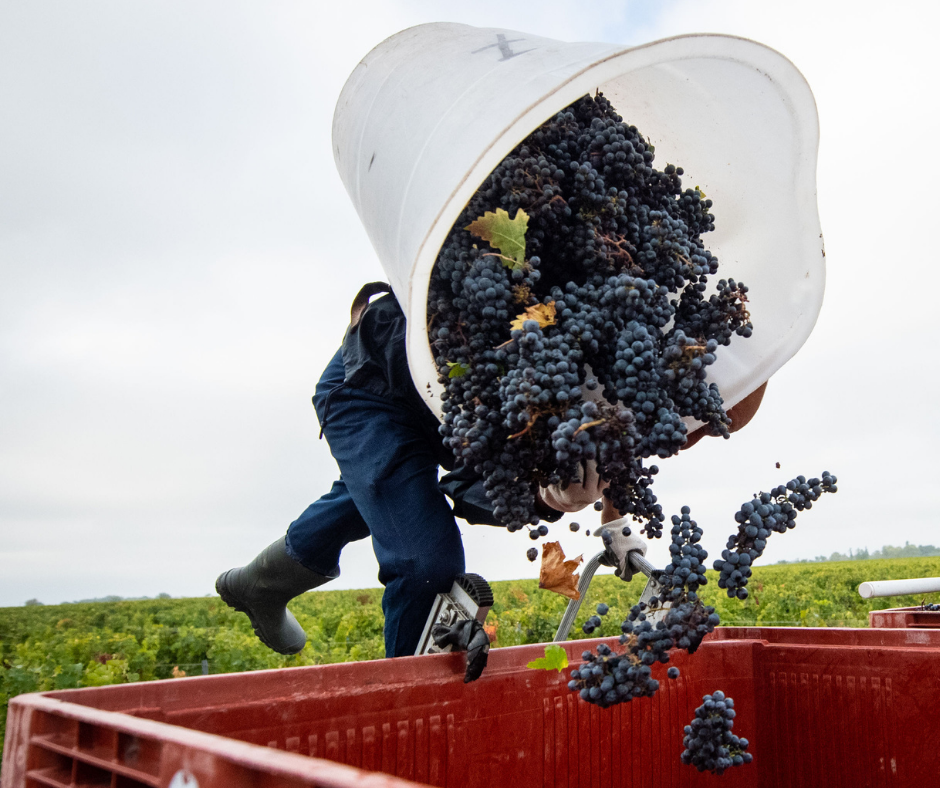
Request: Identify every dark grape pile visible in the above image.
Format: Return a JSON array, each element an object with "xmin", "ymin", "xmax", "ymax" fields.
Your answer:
[
  {"xmin": 681, "ymin": 691, "xmax": 752, "ymax": 775},
  {"xmin": 715, "ymin": 472, "xmax": 838, "ymax": 599},
  {"xmin": 922, "ymin": 603, "xmax": 940, "ymax": 612},
  {"xmin": 567, "ymin": 506, "xmax": 720, "ymax": 708},
  {"xmin": 428, "ymin": 92, "xmax": 753, "ymax": 532}
]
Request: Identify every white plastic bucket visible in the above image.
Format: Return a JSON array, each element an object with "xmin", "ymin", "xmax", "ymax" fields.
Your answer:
[{"xmin": 332, "ymin": 23, "xmax": 823, "ymax": 421}]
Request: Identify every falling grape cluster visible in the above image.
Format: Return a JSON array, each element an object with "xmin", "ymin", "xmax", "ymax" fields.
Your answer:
[
  {"xmin": 428, "ymin": 92, "xmax": 753, "ymax": 533},
  {"xmin": 568, "ymin": 506, "xmax": 719, "ymax": 708},
  {"xmin": 580, "ymin": 602, "xmax": 608, "ymax": 635},
  {"xmin": 714, "ymin": 472, "xmax": 838, "ymax": 599},
  {"xmin": 568, "ymin": 473, "xmax": 836, "ymax": 730},
  {"xmin": 681, "ymin": 691, "xmax": 752, "ymax": 775}
]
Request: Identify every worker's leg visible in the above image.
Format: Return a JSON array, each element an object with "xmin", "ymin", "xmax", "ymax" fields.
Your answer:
[
  {"xmin": 284, "ymin": 479, "xmax": 370, "ymax": 575},
  {"xmin": 216, "ymin": 348, "xmax": 367, "ymax": 654},
  {"xmin": 320, "ymin": 386, "xmax": 466, "ymax": 658},
  {"xmin": 283, "ymin": 348, "xmax": 374, "ymax": 573}
]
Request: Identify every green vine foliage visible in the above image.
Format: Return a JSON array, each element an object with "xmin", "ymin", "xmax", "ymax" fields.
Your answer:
[{"xmin": 3, "ymin": 557, "xmax": 940, "ymax": 767}]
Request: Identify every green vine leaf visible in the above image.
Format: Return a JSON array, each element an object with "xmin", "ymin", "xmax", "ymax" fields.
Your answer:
[
  {"xmin": 465, "ymin": 208, "xmax": 529, "ymax": 270},
  {"xmin": 527, "ymin": 644, "xmax": 568, "ymax": 672},
  {"xmin": 447, "ymin": 361, "xmax": 470, "ymax": 379}
]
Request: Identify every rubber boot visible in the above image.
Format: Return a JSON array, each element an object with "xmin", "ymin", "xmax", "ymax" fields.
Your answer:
[{"xmin": 215, "ymin": 536, "xmax": 334, "ymax": 655}]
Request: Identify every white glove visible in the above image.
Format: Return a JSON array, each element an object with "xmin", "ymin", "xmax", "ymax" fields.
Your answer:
[
  {"xmin": 539, "ymin": 461, "xmax": 606, "ymax": 513},
  {"xmin": 597, "ymin": 516, "xmax": 648, "ymax": 581}
]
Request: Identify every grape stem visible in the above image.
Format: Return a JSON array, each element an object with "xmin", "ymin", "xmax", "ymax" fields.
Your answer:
[
  {"xmin": 595, "ymin": 230, "xmax": 638, "ymax": 271},
  {"xmin": 572, "ymin": 419, "xmax": 605, "ymax": 437},
  {"xmin": 508, "ymin": 411, "xmax": 541, "ymax": 439}
]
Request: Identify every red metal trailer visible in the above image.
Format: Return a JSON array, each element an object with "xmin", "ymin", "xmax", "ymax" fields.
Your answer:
[
  {"xmin": 870, "ymin": 606, "xmax": 940, "ymax": 629},
  {"xmin": 4, "ymin": 626, "xmax": 939, "ymax": 788}
]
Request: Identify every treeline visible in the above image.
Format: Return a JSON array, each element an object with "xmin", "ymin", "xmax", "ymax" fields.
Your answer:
[
  {"xmin": 777, "ymin": 542, "xmax": 940, "ymax": 565},
  {"xmin": 24, "ymin": 593, "xmax": 177, "ymax": 607}
]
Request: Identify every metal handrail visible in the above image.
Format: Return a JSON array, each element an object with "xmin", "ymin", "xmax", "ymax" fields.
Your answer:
[{"xmin": 553, "ymin": 551, "xmax": 655, "ymax": 642}]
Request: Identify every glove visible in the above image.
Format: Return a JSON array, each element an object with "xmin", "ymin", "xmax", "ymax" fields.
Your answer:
[
  {"xmin": 539, "ymin": 461, "xmax": 607, "ymax": 513},
  {"xmin": 431, "ymin": 618, "xmax": 490, "ymax": 683},
  {"xmin": 596, "ymin": 517, "xmax": 648, "ymax": 581}
]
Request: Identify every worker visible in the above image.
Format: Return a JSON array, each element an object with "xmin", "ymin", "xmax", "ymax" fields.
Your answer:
[{"xmin": 216, "ymin": 280, "xmax": 767, "ymax": 670}]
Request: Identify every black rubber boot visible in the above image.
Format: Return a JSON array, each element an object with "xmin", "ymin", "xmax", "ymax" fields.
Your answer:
[{"xmin": 215, "ymin": 537, "xmax": 334, "ymax": 655}]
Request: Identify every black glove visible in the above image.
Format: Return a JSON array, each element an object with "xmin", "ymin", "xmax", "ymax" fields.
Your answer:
[{"xmin": 431, "ymin": 618, "xmax": 490, "ymax": 683}]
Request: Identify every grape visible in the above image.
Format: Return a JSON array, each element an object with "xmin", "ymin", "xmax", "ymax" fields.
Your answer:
[
  {"xmin": 581, "ymin": 614, "xmax": 603, "ymax": 634},
  {"xmin": 569, "ymin": 521, "xmax": 580, "ymax": 532},
  {"xmin": 714, "ymin": 472, "xmax": 838, "ymax": 598},
  {"xmin": 428, "ymin": 92, "xmax": 752, "ymax": 533},
  {"xmin": 567, "ymin": 504, "xmax": 720, "ymax": 708},
  {"xmin": 566, "ymin": 480, "xmax": 835, "ymax": 775},
  {"xmin": 681, "ymin": 691, "xmax": 752, "ymax": 775},
  {"xmin": 526, "ymin": 547, "xmax": 538, "ymax": 562},
  {"xmin": 596, "ymin": 603, "xmax": 609, "ymax": 616}
]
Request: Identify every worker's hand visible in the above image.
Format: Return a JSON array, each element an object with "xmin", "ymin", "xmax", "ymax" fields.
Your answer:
[
  {"xmin": 538, "ymin": 461, "xmax": 606, "ymax": 513},
  {"xmin": 597, "ymin": 516, "xmax": 648, "ymax": 581},
  {"xmin": 431, "ymin": 619, "xmax": 490, "ymax": 683}
]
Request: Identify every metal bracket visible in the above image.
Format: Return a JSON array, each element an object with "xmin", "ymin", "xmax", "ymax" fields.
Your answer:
[
  {"xmin": 415, "ymin": 576, "xmax": 492, "ymax": 656},
  {"xmin": 553, "ymin": 550, "xmax": 665, "ymax": 642}
]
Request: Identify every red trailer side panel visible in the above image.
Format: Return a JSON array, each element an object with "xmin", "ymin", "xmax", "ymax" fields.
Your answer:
[{"xmin": 4, "ymin": 628, "xmax": 939, "ymax": 788}]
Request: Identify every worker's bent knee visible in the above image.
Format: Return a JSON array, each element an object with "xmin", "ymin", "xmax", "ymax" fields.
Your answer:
[{"xmin": 388, "ymin": 551, "xmax": 465, "ymax": 598}]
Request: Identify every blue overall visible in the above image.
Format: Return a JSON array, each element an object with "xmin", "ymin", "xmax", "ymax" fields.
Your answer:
[
  {"xmin": 284, "ymin": 292, "xmax": 559, "ymax": 658},
  {"xmin": 285, "ymin": 346, "xmax": 468, "ymax": 658}
]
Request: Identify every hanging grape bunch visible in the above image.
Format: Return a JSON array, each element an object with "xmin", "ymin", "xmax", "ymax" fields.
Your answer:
[
  {"xmin": 682, "ymin": 691, "xmax": 752, "ymax": 775},
  {"xmin": 567, "ymin": 506, "xmax": 720, "ymax": 709},
  {"xmin": 428, "ymin": 92, "xmax": 753, "ymax": 533}
]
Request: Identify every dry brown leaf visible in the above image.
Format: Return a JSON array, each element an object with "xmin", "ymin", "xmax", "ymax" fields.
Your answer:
[
  {"xmin": 483, "ymin": 621, "xmax": 498, "ymax": 644},
  {"xmin": 511, "ymin": 301, "xmax": 556, "ymax": 332},
  {"xmin": 538, "ymin": 541, "xmax": 582, "ymax": 600}
]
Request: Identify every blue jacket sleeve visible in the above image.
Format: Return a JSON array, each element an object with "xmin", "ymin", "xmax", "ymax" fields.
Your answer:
[{"xmin": 439, "ymin": 466, "xmax": 563, "ymax": 527}]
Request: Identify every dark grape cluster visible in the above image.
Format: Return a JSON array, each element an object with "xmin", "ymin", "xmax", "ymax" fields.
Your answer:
[
  {"xmin": 567, "ymin": 641, "xmax": 659, "ymax": 707},
  {"xmin": 681, "ymin": 691, "xmax": 752, "ymax": 775},
  {"xmin": 922, "ymin": 603, "xmax": 940, "ymax": 612},
  {"xmin": 581, "ymin": 602, "xmax": 609, "ymax": 634},
  {"xmin": 428, "ymin": 92, "xmax": 753, "ymax": 532},
  {"xmin": 714, "ymin": 472, "xmax": 838, "ymax": 599},
  {"xmin": 567, "ymin": 506, "xmax": 720, "ymax": 707},
  {"xmin": 568, "ymin": 478, "xmax": 836, "ymax": 767},
  {"xmin": 651, "ymin": 508, "xmax": 720, "ymax": 655}
]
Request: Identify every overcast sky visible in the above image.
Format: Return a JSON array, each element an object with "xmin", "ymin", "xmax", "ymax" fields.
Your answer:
[{"xmin": 2, "ymin": 0, "xmax": 938, "ymax": 607}]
